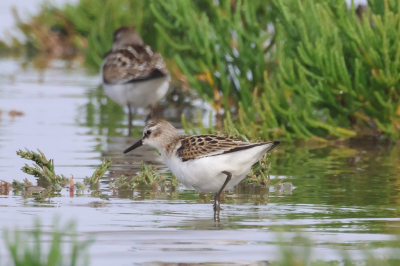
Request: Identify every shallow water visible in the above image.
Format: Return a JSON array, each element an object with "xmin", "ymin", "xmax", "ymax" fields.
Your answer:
[{"xmin": 1, "ymin": 58, "xmax": 400, "ymax": 265}]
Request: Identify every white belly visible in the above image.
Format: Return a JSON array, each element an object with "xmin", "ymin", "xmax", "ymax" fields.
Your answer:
[
  {"xmin": 102, "ymin": 76, "xmax": 170, "ymax": 108},
  {"xmin": 163, "ymin": 144, "xmax": 272, "ymax": 193}
]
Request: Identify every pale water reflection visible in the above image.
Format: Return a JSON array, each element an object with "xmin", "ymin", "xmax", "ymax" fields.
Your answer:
[{"xmin": 1, "ymin": 59, "xmax": 400, "ymax": 265}]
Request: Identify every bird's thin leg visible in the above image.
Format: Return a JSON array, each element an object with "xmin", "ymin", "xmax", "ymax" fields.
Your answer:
[
  {"xmin": 214, "ymin": 193, "xmax": 221, "ymax": 222},
  {"xmin": 127, "ymin": 103, "xmax": 133, "ymax": 136},
  {"xmin": 213, "ymin": 171, "xmax": 232, "ymax": 213},
  {"xmin": 214, "ymin": 207, "xmax": 220, "ymax": 222}
]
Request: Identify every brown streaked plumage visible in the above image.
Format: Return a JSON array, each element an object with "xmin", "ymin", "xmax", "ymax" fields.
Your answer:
[
  {"xmin": 102, "ymin": 26, "xmax": 168, "ymax": 84},
  {"xmin": 102, "ymin": 44, "xmax": 168, "ymax": 84},
  {"xmin": 123, "ymin": 119, "xmax": 280, "ymax": 218},
  {"xmin": 177, "ymin": 135, "xmax": 277, "ymax": 162},
  {"xmin": 101, "ymin": 27, "xmax": 170, "ymax": 134}
]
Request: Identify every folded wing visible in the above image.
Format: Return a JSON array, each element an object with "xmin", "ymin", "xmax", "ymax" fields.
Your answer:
[
  {"xmin": 177, "ymin": 135, "xmax": 279, "ymax": 162},
  {"xmin": 102, "ymin": 45, "xmax": 168, "ymax": 84}
]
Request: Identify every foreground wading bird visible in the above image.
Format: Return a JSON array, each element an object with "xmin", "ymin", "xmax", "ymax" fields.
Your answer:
[
  {"xmin": 101, "ymin": 26, "xmax": 170, "ymax": 134},
  {"xmin": 123, "ymin": 120, "xmax": 280, "ymax": 218}
]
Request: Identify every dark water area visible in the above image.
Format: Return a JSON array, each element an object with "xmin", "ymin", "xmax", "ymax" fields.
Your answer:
[{"xmin": 0, "ymin": 59, "xmax": 400, "ymax": 265}]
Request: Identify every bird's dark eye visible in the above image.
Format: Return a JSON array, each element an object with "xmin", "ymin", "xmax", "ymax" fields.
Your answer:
[{"xmin": 146, "ymin": 130, "xmax": 151, "ymax": 135}]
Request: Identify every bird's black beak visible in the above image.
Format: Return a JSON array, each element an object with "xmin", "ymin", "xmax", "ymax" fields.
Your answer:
[{"xmin": 123, "ymin": 139, "xmax": 143, "ymax": 154}]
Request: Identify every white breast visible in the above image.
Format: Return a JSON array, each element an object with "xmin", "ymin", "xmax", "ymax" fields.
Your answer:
[
  {"xmin": 102, "ymin": 76, "xmax": 170, "ymax": 107},
  {"xmin": 162, "ymin": 144, "xmax": 272, "ymax": 193}
]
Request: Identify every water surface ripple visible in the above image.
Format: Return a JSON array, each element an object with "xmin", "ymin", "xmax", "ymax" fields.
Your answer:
[{"xmin": 0, "ymin": 59, "xmax": 400, "ymax": 265}]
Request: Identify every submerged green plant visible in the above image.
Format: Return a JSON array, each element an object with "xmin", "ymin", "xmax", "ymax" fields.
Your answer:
[
  {"xmin": 83, "ymin": 158, "xmax": 112, "ymax": 190},
  {"xmin": 10, "ymin": 178, "xmax": 33, "ymax": 191},
  {"xmin": 15, "ymin": 148, "xmax": 111, "ymax": 194},
  {"xmin": 3, "ymin": 218, "xmax": 93, "ymax": 266},
  {"xmin": 110, "ymin": 162, "xmax": 179, "ymax": 190},
  {"xmin": 267, "ymin": 231, "xmax": 400, "ymax": 266},
  {"xmin": 246, "ymin": 154, "xmax": 272, "ymax": 187},
  {"xmin": 17, "ymin": 149, "xmax": 69, "ymax": 188}
]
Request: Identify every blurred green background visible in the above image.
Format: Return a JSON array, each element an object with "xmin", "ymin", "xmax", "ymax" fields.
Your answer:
[{"xmin": 3, "ymin": 0, "xmax": 399, "ymax": 142}]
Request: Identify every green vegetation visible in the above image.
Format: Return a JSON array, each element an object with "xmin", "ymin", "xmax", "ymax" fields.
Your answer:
[
  {"xmin": 268, "ymin": 234, "xmax": 400, "ymax": 266},
  {"xmin": 11, "ymin": 148, "xmax": 111, "ymax": 195},
  {"xmin": 150, "ymin": 0, "xmax": 275, "ymax": 114},
  {"xmin": 246, "ymin": 154, "xmax": 273, "ymax": 187},
  {"xmin": 8, "ymin": 0, "xmax": 157, "ymax": 70},
  {"xmin": 6, "ymin": 0, "xmax": 400, "ymax": 141},
  {"xmin": 250, "ymin": 0, "xmax": 400, "ymax": 141},
  {"xmin": 17, "ymin": 149, "xmax": 70, "ymax": 189},
  {"xmin": 82, "ymin": 158, "xmax": 112, "ymax": 190},
  {"xmin": 153, "ymin": 0, "xmax": 400, "ymax": 141},
  {"xmin": 3, "ymin": 212, "xmax": 399, "ymax": 266},
  {"xmin": 16, "ymin": 148, "xmax": 70, "ymax": 198},
  {"xmin": 3, "ymin": 219, "xmax": 92, "ymax": 266},
  {"xmin": 3, "ymin": 218, "xmax": 400, "ymax": 265},
  {"xmin": 181, "ymin": 112, "xmax": 249, "ymax": 140},
  {"xmin": 12, "ymin": 148, "xmax": 180, "ymax": 195},
  {"xmin": 109, "ymin": 162, "xmax": 179, "ymax": 190},
  {"xmin": 74, "ymin": 0, "xmax": 156, "ymax": 69},
  {"xmin": 12, "ymin": 148, "xmax": 278, "ymax": 194}
]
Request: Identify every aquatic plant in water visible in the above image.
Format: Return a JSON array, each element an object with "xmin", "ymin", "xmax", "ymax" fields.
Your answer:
[
  {"xmin": 109, "ymin": 162, "xmax": 180, "ymax": 190},
  {"xmin": 82, "ymin": 158, "xmax": 112, "ymax": 190},
  {"xmin": 3, "ymin": 219, "xmax": 400, "ymax": 265},
  {"xmin": 15, "ymin": 148, "xmax": 180, "ymax": 194},
  {"xmin": 13, "ymin": 148, "xmax": 111, "ymax": 195},
  {"xmin": 267, "ymin": 231, "xmax": 400, "ymax": 266},
  {"xmin": 246, "ymin": 154, "xmax": 272, "ymax": 187},
  {"xmin": 3, "ymin": 219, "xmax": 93, "ymax": 266},
  {"xmin": 17, "ymin": 149, "xmax": 69, "ymax": 189}
]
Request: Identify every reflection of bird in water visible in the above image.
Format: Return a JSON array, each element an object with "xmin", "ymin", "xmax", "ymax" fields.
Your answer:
[
  {"xmin": 123, "ymin": 120, "xmax": 280, "ymax": 220},
  {"xmin": 101, "ymin": 26, "xmax": 170, "ymax": 134}
]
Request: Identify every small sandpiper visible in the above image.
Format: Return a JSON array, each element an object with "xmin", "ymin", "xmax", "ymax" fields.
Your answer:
[
  {"xmin": 123, "ymin": 120, "xmax": 280, "ymax": 216},
  {"xmin": 101, "ymin": 26, "xmax": 170, "ymax": 134}
]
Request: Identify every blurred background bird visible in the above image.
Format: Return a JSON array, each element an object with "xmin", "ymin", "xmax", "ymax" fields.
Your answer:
[{"xmin": 101, "ymin": 26, "xmax": 170, "ymax": 134}]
